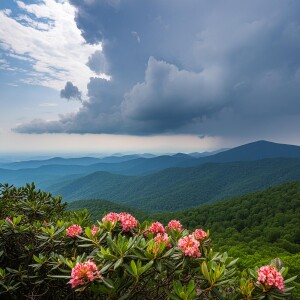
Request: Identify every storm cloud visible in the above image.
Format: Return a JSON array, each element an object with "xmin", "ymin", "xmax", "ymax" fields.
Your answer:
[
  {"xmin": 87, "ymin": 50, "xmax": 108, "ymax": 75},
  {"xmin": 60, "ymin": 81, "xmax": 82, "ymax": 101},
  {"xmin": 14, "ymin": 0, "xmax": 300, "ymax": 139}
]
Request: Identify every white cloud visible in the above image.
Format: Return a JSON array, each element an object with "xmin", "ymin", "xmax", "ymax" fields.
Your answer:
[
  {"xmin": 7, "ymin": 53, "xmax": 34, "ymax": 62},
  {"xmin": 0, "ymin": 0, "xmax": 108, "ymax": 93},
  {"xmin": 38, "ymin": 102, "xmax": 58, "ymax": 107},
  {"xmin": 15, "ymin": 14, "xmax": 53, "ymax": 31},
  {"xmin": 3, "ymin": 82, "xmax": 19, "ymax": 87}
]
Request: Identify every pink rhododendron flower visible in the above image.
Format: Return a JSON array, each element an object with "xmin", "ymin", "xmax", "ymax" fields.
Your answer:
[
  {"xmin": 118, "ymin": 212, "xmax": 138, "ymax": 231},
  {"xmin": 193, "ymin": 229, "xmax": 207, "ymax": 241},
  {"xmin": 68, "ymin": 259, "xmax": 101, "ymax": 288},
  {"xmin": 5, "ymin": 217, "xmax": 12, "ymax": 223},
  {"xmin": 154, "ymin": 233, "xmax": 171, "ymax": 248},
  {"xmin": 168, "ymin": 220, "xmax": 182, "ymax": 232},
  {"xmin": 66, "ymin": 224, "xmax": 82, "ymax": 238},
  {"xmin": 257, "ymin": 265, "xmax": 284, "ymax": 291},
  {"xmin": 149, "ymin": 222, "xmax": 166, "ymax": 235},
  {"xmin": 91, "ymin": 225, "xmax": 99, "ymax": 236},
  {"xmin": 102, "ymin": 212, "xmax": 119, "ymax": 223},
  {"xmin": 178, "ymin": 235, "xmax": 201, "ymax": 258}
]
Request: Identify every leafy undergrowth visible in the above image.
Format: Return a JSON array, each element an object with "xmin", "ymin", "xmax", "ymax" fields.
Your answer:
[{"xmin": 0, "ymin": 183, "xmax": 297, "ymax": 299}]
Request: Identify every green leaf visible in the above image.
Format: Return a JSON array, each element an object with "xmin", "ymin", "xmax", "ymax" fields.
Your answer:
[
  {"xmin": 85, "ymin": 227, "xmax": 93, "ymax": 239},
  {"xmin": 100, "ymin": 262, "xmax": 113, "ymax": 273},
  {"xmin": 32, "ymin": 255, "xmax": 40, "ymax": 263},
  {"xmin": 76, "ymin": 235, "xmax": 93, "ymax": 243},
  {"xmin": 78, "ymin": 243, "xmax": 94, "ymax": 248},
  {"xmin": 201, "ymin": 261, "xmax": 211, "ymax": 283},
  {"xmin": 187, "ymin": 280, "xmax": 195, "ymax": 295},
  {"xmin": 141, "ymin": 260, "xmax": 153, "ymax": 274},
  {"xmin": 166, "ymin": 290, "xmax": 182, "ymax": 300},
  {"xmin": 281, "ymin": 266, "xmax": 289, "ymax": 277},
  {"xmin": 173, "ymin": 281, "xmax": 182, "ymax": 296},
  {"xmin": 48, "ymin": 275, "xmax": 71, "ymax": 279},
  {"xmin": 162, "ymin": 247, "xmax": 175, "ymax": 258},
  {"xmin": 124, "ymin": 264, "xmax": 135, "ymax": 276},
  {"xmin": 156, "ymin": 261, "xmax": 163, "ymax": 273},
  {"xmin": 227, "ymin": 258, "xmax": 239, "ymax": 268},
  {"xmin": 101, "ymin": 277, "xmax": 114, "ymax": 289},
  {"xmin": 114, "ymin": 257, "xmax": 123, "ymax": 270},
  {"xmin": 130, "ymin": 260, "xmax": 138, "ymax": 276},
  {"xmin": 284, "ymin": 275, "xmax": 297, "ymax": 284}
]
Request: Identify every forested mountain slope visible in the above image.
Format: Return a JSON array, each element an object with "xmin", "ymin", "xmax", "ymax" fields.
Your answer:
[
  {"xmin": 153, "ymin": 180, "xmax": 300, "ymax": 296},
  {"xmin": 67, "ymin": 180, "xmax": 300, "ymax": 295},
  {"xmin": 153, "ymin": 180, "xmax": 300, "ymax": 251},
  {"xmin": 52, "ymin": 158, "xmax": 300, "ymax": 212}
]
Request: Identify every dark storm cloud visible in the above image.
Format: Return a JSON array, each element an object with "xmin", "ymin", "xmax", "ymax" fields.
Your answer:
[
  {"xmin": 14, "ymin": 0, "xmax": 300, "ymax": 138},
  {"xmin": 87, "ymin": 50, "xmax": 108, "ymax": 75},
  {"xmin": 60, "ymin": 81, "xmax": 82, "ymax": 101},
  {"xmin": 122, "ymin": 57, "xmax": 232, "ymax": 131}
]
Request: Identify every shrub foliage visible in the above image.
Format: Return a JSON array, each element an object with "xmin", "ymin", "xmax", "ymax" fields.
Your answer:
[{"xmin": 0, "ymin": 183, "xmax": 297, "ymax": 299}]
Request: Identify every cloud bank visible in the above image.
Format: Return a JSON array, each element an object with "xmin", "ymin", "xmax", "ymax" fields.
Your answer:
[
  {"xmin": 13, "ymin": 0, "xmax": 300, "ymax": 139},
  {"xmin": 0, "ymin": 0, "xmax": 106, "ymax": 92}
]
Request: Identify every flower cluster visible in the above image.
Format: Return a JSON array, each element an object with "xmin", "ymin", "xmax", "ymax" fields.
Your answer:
[
  {"xmin": 101, "ymin": 212, "xmax": 138, "ymax": 231},
  {"xmin": 178, "ymin": 235, "xmax": 201, "ymax": 258},
  {"xmin": 193, "ymin": 229, "xmax": 207, "ymax": 241},
  {"xmin": 66, "ymin": 224, "xmax": 82, "ymax": 238},
  {"xmin": 257, "ymin": 265, "xmax": 284, "ymax": 291},
  {"xmin": 68, "ymin": 259, "xmax": 101, "ymax": 288},
  {"xmin": 168, "ymin": 220, "xmax": 182, "ymax": 232},
  {"xmin": 118, "ymin": 212, "xmax": 138, "ymax": 231},
  {"xmin": 91, "ymin": 225, "xmax": 99, "ymax": 236},
  {"xmin": 102, "ymin": 212, "xmax": 119, "ymax": 223},
  {"xmin": 154, "ymin": 233, "xmax": 171, "ymax": 248},
  {"xmin": 5, "ymin": 217, "xmax": 12, "ymax": 223},
  {"xmin": 149, "ymin": 222, "xmax": 166, "ymax": 235}
]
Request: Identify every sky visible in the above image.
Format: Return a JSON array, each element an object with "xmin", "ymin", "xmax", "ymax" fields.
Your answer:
[{"xmin": 1, "ymin": 0, "xmax": 300, "ymax": 156}]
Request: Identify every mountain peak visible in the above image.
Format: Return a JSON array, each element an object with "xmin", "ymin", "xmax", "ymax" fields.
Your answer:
[{"xmin": 208, "ymin": 140, "xmax": 300, "ymax": 162}]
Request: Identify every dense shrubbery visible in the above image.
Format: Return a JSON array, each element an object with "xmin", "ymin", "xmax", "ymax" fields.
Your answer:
[{"xmin": 0, "ymin": 184, "xmax": 297, "ymax": 299}]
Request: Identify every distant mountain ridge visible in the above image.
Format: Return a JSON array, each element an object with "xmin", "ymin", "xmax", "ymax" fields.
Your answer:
[
  {"xmin": 204, "ymin": 140, "xmax": 300, "ymax": 161},
  {"xmin": 2, "ymin": 140, "xmax": 300, "ymax": 204},
  {"xmin": 176, "ymin": 140, "xmax": 300, "ymax": 168},
  {"xmin": 50, "ymin": 157, "xmax": 300, "ymax": 212},
  {"xmin": 0, "ymin": 154, "xmax": 149, "ymax": 170},
  {"xmin": 2, "ymin": 140, "xmax": 300, "ymax": 174},
  {"xmin": 0, "ymin": 154, "xmax": 194, "ymax": 187}
]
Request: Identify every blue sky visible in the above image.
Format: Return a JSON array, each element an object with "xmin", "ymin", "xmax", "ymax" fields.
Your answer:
[{"xmin": 1, "ymin": 0, "xmax": 300, "ymax": 155}]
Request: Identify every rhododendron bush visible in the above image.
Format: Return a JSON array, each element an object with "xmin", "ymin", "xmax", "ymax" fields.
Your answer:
[{"xmin": 0, "ymin": 184, "xmax": 297, "ymax": 299}]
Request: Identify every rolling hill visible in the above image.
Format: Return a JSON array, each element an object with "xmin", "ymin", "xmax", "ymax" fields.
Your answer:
[
  {"xmin": 68, "ymin": 180, "xmax": 300, "ymax": 253},
  {"xmin": 50, "ymin": 157, "xmax": 300, "ymax": 212}
]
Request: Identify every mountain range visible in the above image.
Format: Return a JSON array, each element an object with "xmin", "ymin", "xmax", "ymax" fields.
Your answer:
[
  {"xmin": 1, "ymin": 140, "xmax": 300, "ymax": 212},
  {"xmin": 51, "ymin": 157, "xmax": 300, "ymax": 212}
]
